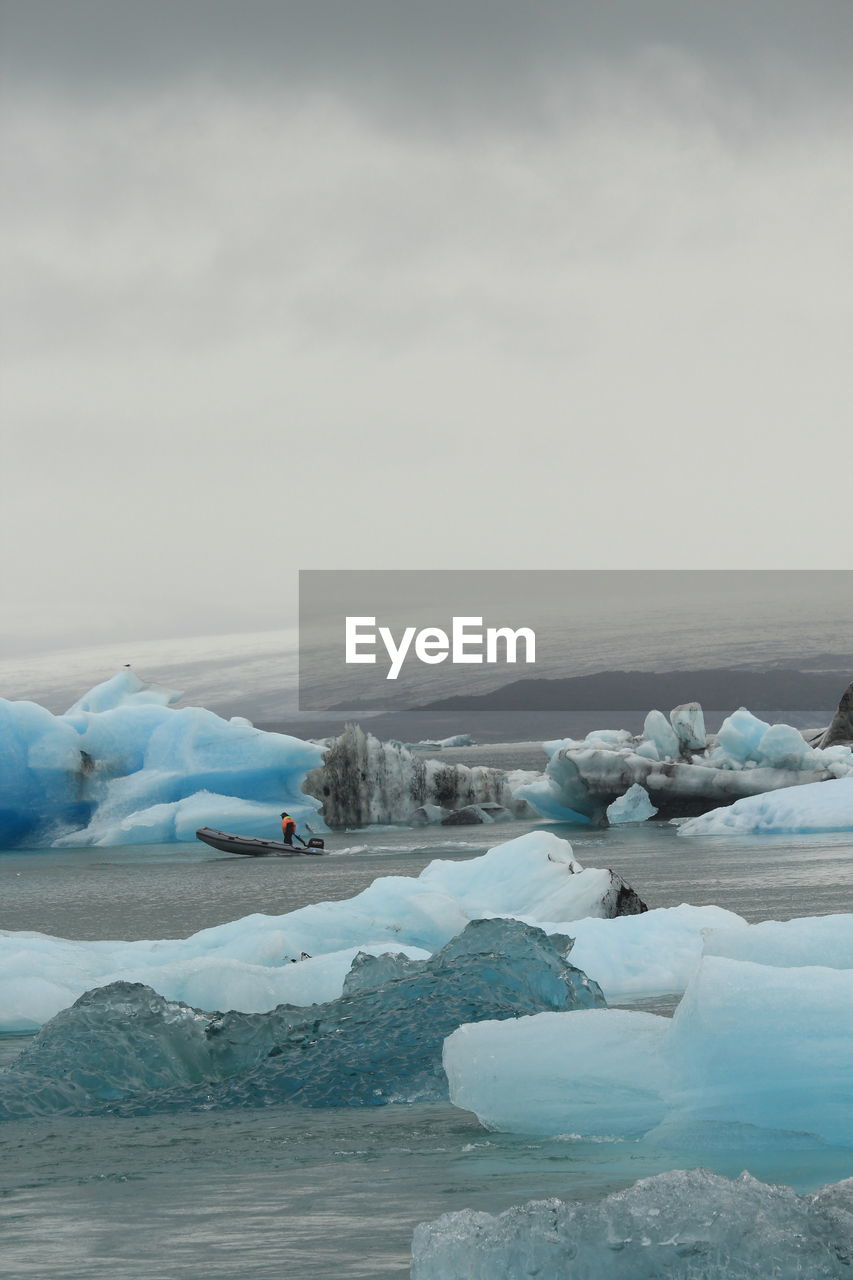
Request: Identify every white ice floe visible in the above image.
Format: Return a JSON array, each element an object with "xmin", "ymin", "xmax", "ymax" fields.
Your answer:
[
  {"xmin": 444, "ymin": 945, "xmax": 853, "ymax": 1147},
  {"xmin": 0, "ymin": 936, "xmax": 431, "ymax": 1033},
  {"xmin": 444, "ymin": 1008, "xmax": 669, "ymax": 1137},
  {"xmin": 0, "ymin": 832, "xmax": 640, "ymax": 1031},
  {"xmin": 678, "ymin": 777, "xmax": 853, "ymax": 835},
  {"xmin": 553, "ymin": 903, "xmax": 745, "ymax": 1000},
  {"xmin": 703, "ymin": 913, "xmax": 853, "ymax": 968}
]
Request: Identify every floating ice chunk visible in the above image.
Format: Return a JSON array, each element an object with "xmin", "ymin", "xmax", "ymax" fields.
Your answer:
[
  {"xmin": 678, "ymin": 777, "xmax": 853, "ymax": 835},
  {"xmin": 440, "ymin": 803, "xmax": 512, "ymax": 825},
  {"xmin": 606, "ymin": 783, "xmax": 657, "ymax": 824},
  {"xmin": 305, "ymin": 723, "xmax": 518, "ymax": 828},
  {"xmin": 416, "ymin": 832, "xmax": 646, "ymax": 923},
  {"xmin": 0, "ymin": 931, "xmax": 431, "ymax": 1033},
  {"xmin": 669, "ymin": 702, "xmax": 706, "ymax": 751},
  {"xmin": 703, "ymin": 914, "xmax": 853, "ymax": 969},
  {"xmin": 643, "ymin": 709, "xmax": 680, "ymax": 760},
  {"xmin": 528, "ymin": 703, "xmax": 851, "ymax": 825},
  {"xmin": 411, "ymin": 1169, "xmax": 853, "ymax": 1280},
  {"xmin": 444, "ymin": 1009, "xmax": 668, "ymax": 1137},
  {"xmin": 0, "ymin": 700, "xmax": 91, "ymax": 844},
  {"xmin": 584, "ymin": 728, "xmax": 634, "ymax": 748},
  {"xmin": 408, "ymin": 734, "xmax": 476, "ymax": 749},
  {"xmin": 444, "ymin": 952, "xmax": 853, "ymax": 1147},
  {"xmin": 666, "ymin": 956, "xmax": 853, "ymax": 1146},
  {"xmin": 562, "ymin": 903, "xmax": 746, "ymax": 1000},
  {"xmin": 511, "ymin": 775, "xmax": 591, "ymax": 824},
  {"xmin": 716, "ymin": 706, "xmax": 771, "ymax": 763},
  {"xmin": 0, "ymin": 919, "xmax": 605, "ymax": 1119},
  {"xmin": 408, "ymin": 804, "xmax": 451, "ymax": 826},
  {"xmin": 756, "ymin": 722, "xmax": 816, "ymax": 770},
  {"xmin": 515, "ymin": 749, "xmax": 603, "ymax": 821},
  {"xmin": 0, "ymin": 673, "xmax": 324, "ymax": 848},
  {"xmin": 0, "ymin": 831, "xmax": 644, "ymax": 1030},
  {"xmin": 65, "ymin": 668, "xmax": 182, "ymax": 714},
  {"xmin": 59, "ymin": 790, "xmax": 306, "ymax": 847}
]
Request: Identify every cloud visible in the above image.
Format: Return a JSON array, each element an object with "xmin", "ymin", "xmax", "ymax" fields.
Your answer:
[
  {"xmin": 1, "ymin": 4, "xmax": 852, "ymax": 658},
  {"xmin": 3, "ymin": 2, "xmax": 853, "ymax": 121}
]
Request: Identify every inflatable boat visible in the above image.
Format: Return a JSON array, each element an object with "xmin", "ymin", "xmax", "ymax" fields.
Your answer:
[{"xmin": 195, "ymin": 827, "xmax": 326, "ymax": 857}]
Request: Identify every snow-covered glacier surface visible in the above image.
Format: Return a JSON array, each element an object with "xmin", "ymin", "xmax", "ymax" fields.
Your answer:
[
  {"xmin": 411, "ymin": 1168, "xmax": 853, "ymax": 1280},
  {"xmin": 0, "ymin": 918, "xmax": 605, "ymax": 1119},
  {"xmin": 444, "ymin": 948, "xmax": 853, "ymax": 1147},
  {"xmin": 0, "ymin": 832, "xmax": 643, "ymax": 1031},
  {"xmin": 678, "ymin": 777, "xmax": 853, "ymax": 835},
  {"xmin": 0, "ymin": 670, "xmax": 323, "ymax": 848}
]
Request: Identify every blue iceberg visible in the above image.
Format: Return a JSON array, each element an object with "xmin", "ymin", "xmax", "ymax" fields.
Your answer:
[
  {"xmin": 0, "ymin": 918, "xmax": 605, "ymax": 1119},
  {"xmin": 443, "ymin": 950, "xmax": 853, "ymax": 1148},
  {"xmin": 0, "ymin": 669, "xmax": 323, "ymax": 847}
]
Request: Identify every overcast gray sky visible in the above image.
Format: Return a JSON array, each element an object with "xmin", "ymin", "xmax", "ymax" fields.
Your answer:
[{"xmin": 2, "ymin": 2, "xmax": 852, "ymax": 666}]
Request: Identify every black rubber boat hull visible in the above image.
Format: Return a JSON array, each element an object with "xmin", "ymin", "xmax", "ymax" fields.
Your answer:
[{"xmin": 196, "ymin": 827, "xmax": 326, "ymax": 857}]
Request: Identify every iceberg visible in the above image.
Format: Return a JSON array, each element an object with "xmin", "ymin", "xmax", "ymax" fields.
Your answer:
[
  {"xmin": 443, "ymin": 948, "xmax": 853, "ymax": 1147},
  {"xmin": 677, "ymin": 777, "xmax": 853, "ymax": 835},
  {"xmin": 665, "ymin": 955, "xmax": 853, "ymax": 1144},
  {"xmin": 519, "ymin": 700, "xmax": 853, "ymax": 824},
  {"xmin": 605, "ymin": 782, "xmax": 657, "ymax": 824},
  {"xmin": 444, "ymin": 1008, "xmax": 669, "ymax": 1137},
  {"xmin": 0, "ymin": 831, "xmax": 645, "ymax": 1031},
  {"xmin": 406, "ymin": 734, "xmax": 476, "ymax": 749},
  {"xmin": 703, "ymin": 913, "xmax": 853, "ymax": 968},
  {"xmin": 411, "ymin": 1168, "xmax": 853, "ymax": 1280},
  {"xmin": 642, "ymin": 708, "xmax": 680, "ymax": 760},
  {"xmin": 556, "ymin": 903, "xmax": 745, "ymax": 1000},
  {"xmin": 0, "ymin": 918, "xmax": 605, "ymax": 1119},
  {"xmin": 305, "ymin": 723, "xmax": 528, "ymax": 828},
  {"xmin": 0, "ymin": 669, "xmax": 323, "ymax": 848},
  {"xmin": 669, "ymin": 701, "xmax": 706, "ymax": 751}
]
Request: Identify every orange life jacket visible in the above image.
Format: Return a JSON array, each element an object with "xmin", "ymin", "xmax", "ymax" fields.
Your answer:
[{"xmin": 282, "ymin": 816, "xmax": 296, "ymax": 836}]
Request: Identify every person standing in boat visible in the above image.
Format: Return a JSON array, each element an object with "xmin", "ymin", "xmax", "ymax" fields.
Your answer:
[{"xmin": 280, "ymin": 811, "xmax": 307, "ymax": 847}]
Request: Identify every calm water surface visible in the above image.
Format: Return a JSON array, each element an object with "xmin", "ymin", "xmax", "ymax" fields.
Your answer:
[{"xmin": 2, "ymin": 820, "xmax": 852, "ymax": 1278}]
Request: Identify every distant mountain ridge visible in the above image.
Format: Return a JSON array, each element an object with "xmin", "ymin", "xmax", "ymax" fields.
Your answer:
[{"xmin": 416, "ymin": 667, "xmax": 851, "ymax": 713}]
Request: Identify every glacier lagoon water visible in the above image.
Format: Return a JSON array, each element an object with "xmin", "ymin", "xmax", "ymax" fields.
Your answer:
[{"xmin": 2, "ymin": 819, "xmax": 853, "ymax": 1278}]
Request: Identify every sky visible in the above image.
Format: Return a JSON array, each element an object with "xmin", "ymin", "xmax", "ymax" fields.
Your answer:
[{"xmin": 2, "ymin": 2, "xmax": 852, "ymax": 683}]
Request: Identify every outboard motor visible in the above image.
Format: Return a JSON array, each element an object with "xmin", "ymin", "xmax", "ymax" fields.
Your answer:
[{"xmin": 306, "ymin": 837, "xmax": 325, "ymax": 851}]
